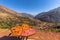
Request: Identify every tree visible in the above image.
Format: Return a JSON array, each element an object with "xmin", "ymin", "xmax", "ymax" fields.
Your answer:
[{"xmin": 10, "ymin": 23, "xmax": 36, "ymax": 40}]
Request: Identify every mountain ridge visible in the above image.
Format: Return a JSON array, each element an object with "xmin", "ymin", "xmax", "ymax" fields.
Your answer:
[
  {"xmin": 35, "ymin": 7, "xmax": 60, "ymax": 23},
  {"xmin": 0, "ymin": 5, "xmax": 42, "ymax": 29},
  {"xmin": 0, "ymin": 5, "xmax": 60, "ymax": 31}
]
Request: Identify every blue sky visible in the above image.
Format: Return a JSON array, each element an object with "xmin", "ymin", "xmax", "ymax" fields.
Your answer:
[{"xmin": 0, "ymin": 0, "xmax": 60, "ymax": 15}]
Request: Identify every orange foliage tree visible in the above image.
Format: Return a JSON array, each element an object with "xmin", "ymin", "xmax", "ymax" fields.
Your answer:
[
  {"xmin": 10, "ymin": 26, "xmax": 22, "ymax": 37},
  {"xmin": 10, "ymin": 23, "xmax": 36, "ymax": 40}
]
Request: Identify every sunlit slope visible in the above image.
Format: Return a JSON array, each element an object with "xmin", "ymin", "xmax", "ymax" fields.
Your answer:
[{"xmin": 0, "ymin": 5, "xmax": 42, "ymax": 28}]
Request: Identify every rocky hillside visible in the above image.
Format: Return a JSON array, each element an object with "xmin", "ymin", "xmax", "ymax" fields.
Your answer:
[
  {"xmin": 35, "ymin": 7, "xmax": 60, "ymax": 31},
  {"xmin": 0, "ymin": 5, "xmax": 60, "ymax": 31},
  {"xmin": 35, "ymin": 7, "xmax": 60, "ymax": 27},
  {"xmin": 0, "ymin": 5, "xmax": 42, "ymax": 29},
  {"xmin": 35, "ymin": 7, "xmax": 60, "ymax": 23}
]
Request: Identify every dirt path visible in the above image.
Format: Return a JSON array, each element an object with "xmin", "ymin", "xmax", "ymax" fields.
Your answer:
[
  {"xmin": 28, "ymin": 30, "xmax": 60, "ymax": 40},
  {"xmin": 0, "ymin": 29, "xmax": 60, "ymax": 40},
  {"xmin": 0, "ymin": 29, "xmax": 11, "ymax": 38}
]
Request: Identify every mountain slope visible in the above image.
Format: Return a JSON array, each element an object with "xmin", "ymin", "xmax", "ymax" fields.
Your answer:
[
  {"xmin": 0, "ymin": 5, "xmax": 42, "ymax": 29},
  {"xmin": 35, "ymin": 7, "xmax": 60, "ymax": 23},
  {"xmin": 0, "ymin": 5, "xmax": 59, "ymax": 32},
  {"xmin": 35, "ymin": 7, "xmax": 60, "ymax": 31},
  {"xmin": 0, "ymin": 5, "xmax": 34, "ymax": 28}
]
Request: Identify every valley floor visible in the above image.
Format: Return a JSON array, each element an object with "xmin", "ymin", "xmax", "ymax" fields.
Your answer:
[
  {"xmin": 0, "ymin": 29, "xmax": 60, "ymax": 40},
  {"xmin": 28, "ymin": 29, "xmax": 60, "ymax": 40},
  {"xmin": 0, "ymin": 29, "xmax": 10, "ymax": 38}
]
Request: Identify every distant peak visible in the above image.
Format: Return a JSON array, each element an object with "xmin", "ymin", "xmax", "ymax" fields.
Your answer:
[
  {"xmin": 0, "ymin": 5, "xmax": 8, "ymax": 10},
  {"xmin": 48, "ymin": 7, "xmax": 60, "ymax": 12},
  {"xmin": 0, "ymin": 5, "xmax": 9, "ymax": 12},
  {"xmin": 55, "ymin": 7, "xmax": 60, "ymax": 10},
  {"xmin": 0, "ymin": 4, "xmax": 3, "ymax": 6},
  {"xmin": 54, "ymin": 7, "xmax": 60, "ymax": 10},
  {"xmin": 57, "ymin": 7, "xmax": 60, "ymax": 8},
  {"xmin": 0, "ymin": 5, "xmax": 16, "ymax": 14},
  {"xmin": 0, "ymin": 5, "xmax": 5, "ymax": 8}
]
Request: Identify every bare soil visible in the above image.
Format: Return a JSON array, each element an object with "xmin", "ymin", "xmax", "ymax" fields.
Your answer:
[{"xmin": 0, "ymin": 29, "xmax": 60, "ymax": 40}]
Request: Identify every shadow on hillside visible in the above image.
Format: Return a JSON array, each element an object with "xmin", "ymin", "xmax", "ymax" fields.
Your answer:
[{"xmin": 0, "ymin": 36, "xmax": 22, "ymax": 40}]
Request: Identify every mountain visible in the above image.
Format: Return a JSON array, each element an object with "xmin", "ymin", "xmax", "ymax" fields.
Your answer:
[
  {"xmin": 0, "ymin": 5, "xmax": 23, "ymax": 28},
  {"xmin": 35, "ymin": 7, "xmax": 60, "ymax": 31},
  {"xmin": 0, "ymin": 5, "xmax": 41, "ymax": 28},
  {"xmin": 21, "ymin": 13, "xmax": 34, "ymax": 18},
  {"xmin": 35, "ymin": 7, "xmax": 60, "ymax": 23},
  {"xmin": 20, "ymin": 13, "xmax": 35, "ymax": 21},
  {"xmin": 1, "ymin": 5, "xmax": 60, "ymax": 31}
]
